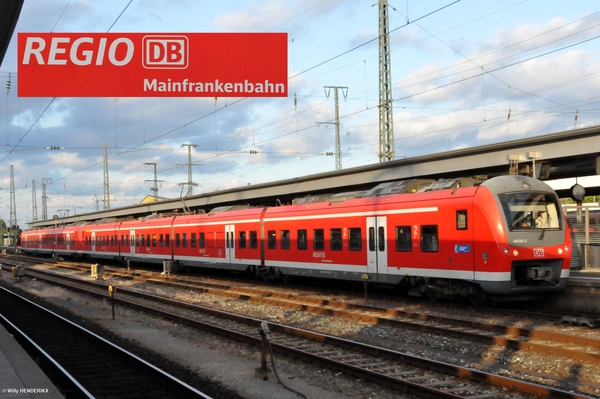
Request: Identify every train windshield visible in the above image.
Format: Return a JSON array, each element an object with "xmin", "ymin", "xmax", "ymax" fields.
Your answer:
[{"xmin": 498, "ymin": 192, "xmax": 562, "ymax": 231}]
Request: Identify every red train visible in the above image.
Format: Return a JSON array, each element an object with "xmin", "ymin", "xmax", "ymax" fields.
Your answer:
[{"xmin": 21, "ymin": 175, "xmax": 572, "ymax": 302}]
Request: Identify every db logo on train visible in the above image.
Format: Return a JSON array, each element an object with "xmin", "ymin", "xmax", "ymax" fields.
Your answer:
[{"xmin": 533, "ymin": 248, "xmax": 545, "ymax": 258}]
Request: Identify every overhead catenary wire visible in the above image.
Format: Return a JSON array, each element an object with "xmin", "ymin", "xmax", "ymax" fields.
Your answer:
[{"xmin": 7, "ymin": 1, "xmax": 600, "ymax": 216}]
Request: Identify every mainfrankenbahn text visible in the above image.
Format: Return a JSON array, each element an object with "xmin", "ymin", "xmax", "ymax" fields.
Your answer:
[{"xmin": 143, "ymin": 78, "xmax": 285, "ymax": 94}]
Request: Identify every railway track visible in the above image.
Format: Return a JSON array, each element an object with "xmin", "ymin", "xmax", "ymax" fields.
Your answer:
[
  {"xmin": 2, "ymin": 261, "xmax": 596, "ymax": 399},
  {"xmin": 33, "ymin": 259, "xmax": 600, "ymax": 368},
  {"xmin": 0, "ymin": 285, "xmax": 211, "ymax": 399}
]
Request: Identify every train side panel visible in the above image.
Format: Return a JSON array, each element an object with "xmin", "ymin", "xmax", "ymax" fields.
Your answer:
[
  {"xmin": 121, "ymin": 217, "xmax": 175, "ymax": 264},
  {"xmin": 261, "ymin": 188, "xmax": 478, "ymax": 285},
  {"xmin": 262, "ymin": 200, "xmax": 370, "ymax": 279},
  {"xmin": 384, "ymin": 190, "xmax": 477, "ymax": 287},
  {"xmin": 173, "ymin": 208, "xmax": 264, "ymax": 271},
  {"xmin": 87, "ymin": 221, "xmax": 121, "ymax": 260}
]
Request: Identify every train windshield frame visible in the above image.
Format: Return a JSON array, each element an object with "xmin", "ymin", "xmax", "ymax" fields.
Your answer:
[{"xmin": 498, "ymin": 192, "xmax": 562, "ymax": 231}]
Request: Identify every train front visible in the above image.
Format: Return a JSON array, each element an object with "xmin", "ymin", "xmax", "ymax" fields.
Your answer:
[{"xmin": 474, "ymin": 175, "xmax": 571, "ymax": 300}]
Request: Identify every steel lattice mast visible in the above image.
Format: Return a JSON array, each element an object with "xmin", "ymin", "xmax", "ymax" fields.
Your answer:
[
  {"xmin": 103, "ymin": 144, "xmax": 110, "ymax": 210},
  {"xmin": 322, "ymin": 86, "xmax": 348, "ymax": 171},
  {"xmin": 378, "ymin": 0, "xmax": 395, "ymax": 162},
  {"xmin": 42, "ymin": 178, "xmax": 52, "ymax": 220},
  {"xmin": 144, "ymin": 162, "xmax": 164, "ymax": 200},
  {"xmin": 9, "ymin": 165, "xmax": 16, "ymax": 229},
  {"xmin": 31, "ymin": 180, "xmax": 37, "ymax": 222},
  {"xmin": 177, "ymin": 144, "xmax": 201, "ymax": 197}
]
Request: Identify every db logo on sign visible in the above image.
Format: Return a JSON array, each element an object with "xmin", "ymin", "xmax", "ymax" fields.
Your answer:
[
  {"xmin": 533, "ymin": 248, "xmax": 545, "ymax": 258},
  {"xmin": 142, "ymin": 35, "xmax": 188, "ymax": 69}
]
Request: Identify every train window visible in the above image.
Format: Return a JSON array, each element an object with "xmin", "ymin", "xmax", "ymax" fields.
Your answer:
[
  {"xmin": 146, "ymin": 235, "xmax": 150, "ymax": 247},
  {"xmin": 349, "ymin": 228, "xmax": 362, "ymax": 251},
  {"xmin": 249, "ymin": 231, "xmax": 258, "ymax": 249},
  {"xmin": 175, "ymin": 233, "xmax": 181, "ymax": 247},
  {"xmin": 159, "ymin": 234, "xmax": 164, "ymax": 247},
  {"xmin": 191, "ymin": 233, "xmax": 197, "ymax": 248},
  {"xmin": 330, "ymin": 228, "xmax": 342, "ymax": 251},
  {"xmin": 135, "ymin": 235, "xmax": 139, "ymax": 246},
  {"xmin": 421, "ymin": 225, "xmax": 439, "ymax": 252},
  {"xmin": 378, "ymin": 227, "xmax": 385, "ymax": 251},
  {"xmin": 199, "ymin": 232, "xmax": 205, "ymax": 248},
  {"xmin": 166, "ymin": 234, "xmax": 170, "ymax": 247},
  {"xmin": 395, "ymin": 226, "xmax": 412, "ymax": 252},
  {"xmin": 238, "ymin": 231, "xmax": 247, "ymax": 249},
  {"xmin": 183, "ymin": 233, "xmax": 188, "ymax": 248},
  {"xmin": 281, "ymin": 230, "xmax": 290, "ymax": 250},
  {"xmin": 152, "ymin": 234, "xmax": 157, "ymax": 247},
  {"xmin": 125, "ymin": 235, "xmax": 129, "ymax": 247},
  {"xmin": 121, "ymin": 235, "xmax": 124, "ymax": 246},
  {"xmin": 499, "ymin": 192, "xmax": 562, "ymax": 231},
  {"xmin": 141, "ymin": 235, "xmax": 145, "ymax": 246},
  {"xmin": 368, "ymin": 227, "xmax": 375, "ymax": 251},
  {"xmin": 267, "ymin": 230, "xmax": 277, "ymax": 249},
  {"xmin": 456, "ymin": 210, "xmax": 467, "ymax": 230},
  {"xmin": 297, "ymin": 229, "xmax": 308, "ymax": 250},
  {"xmin": 314, "ymin": 229, "xmax": 325, "ymax": 250}
]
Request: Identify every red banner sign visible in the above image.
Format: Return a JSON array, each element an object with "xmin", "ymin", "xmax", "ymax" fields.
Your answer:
[{"xmin": 18, "ymin": 32, "xmax": 288, "ymax": 97}]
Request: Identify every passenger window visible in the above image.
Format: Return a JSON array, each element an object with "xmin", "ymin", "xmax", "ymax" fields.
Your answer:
[
  {"xmin": 457, "ymin": 210, "xmax": 467, "ymax": 230},
  {"xmin": 199, "ymin": 232, "xmax": 205, "ymax": 248},
  {"xmin": 249, "ymin": 231, "xmax": 258, "ymax": 249},
  {"xmin": 175, "ymin": 233, "xmax": 181, "ymax": 248},
  {"xmin": 368, "ymin": 227, "xmax": 375, "ymax": 251},
  {"xmin": 191, "ymin": 233, "xmax": 197, "ymax": 248},
  {"xmin": 395, "ymin": 226, "xmax": 411, "ymax": 252},
  {"xmin": 421, "ymin": 225, "xmax": 438, "ymax": 252},
  {"xmin": 152, "ymin": 234, "xmax": 157, "ymax": 247},
  {"xmin": 378, "ymin": 227, "xmax": 385, "ymax": 252},
  {"xmin": 238, "ymin": 231, "xmax": 246, "ymax": 249},
  {"xmin": 297, "ymin": 229, "xmax": 308, "ymax": 250},
  {"xmin": 159, "ymin": 234, "xmax": 164, "ymax": 247},
  {"xmin": 267, "ymin": 230, "xmax": 277, "ymax": 249},
  {"xmin": 330, "ymin": 228, "xmax": 342, "ymax": 251},
  {"xmin": 349, "ymin": 228, "xmax": 362, "ymax": 251},
  {"xmin": 314, "ymin": 229, "xmax": 324, "ymax": 250},
  {"xmin": 166, "ymin": 234, "xmax": 170, "ymax": 247},
  {"xmin": 281, "ymin": 230, "xmax": 290, "ymax": 250}
]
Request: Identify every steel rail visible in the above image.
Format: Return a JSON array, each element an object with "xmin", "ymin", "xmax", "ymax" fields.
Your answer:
[{"xmin": 17, "ymin": 267, "xmax": 596, "ymax": 399}]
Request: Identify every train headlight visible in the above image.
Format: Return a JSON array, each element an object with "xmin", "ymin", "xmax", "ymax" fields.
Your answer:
[
  {"xmin": 564, "ymin": 245, "xmax": 570, "ymax": 252},
  {"xmin": 503, "ymin": 248, "xmax": 509, "ymax": 255},
  {"xmin": 558, "ymin": 247, "xmax": 563, "ymax": 255},
  {"xmin": 513, "ymin": 249, "xmax": 519, "ymax": 256}
]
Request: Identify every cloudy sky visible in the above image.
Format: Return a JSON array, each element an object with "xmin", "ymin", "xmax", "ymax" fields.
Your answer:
[{"xmin": 1, "ymin": 0, "xmax": 600, "ymax": 225}]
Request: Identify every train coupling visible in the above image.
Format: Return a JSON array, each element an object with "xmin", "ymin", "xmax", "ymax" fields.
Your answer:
[{"xmin": 526, "ymin": 266, "xmax": 556, "ymax": 281}]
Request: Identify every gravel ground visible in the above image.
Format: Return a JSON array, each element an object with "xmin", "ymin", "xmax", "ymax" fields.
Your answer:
[
  {"xmin": 5, "ymin": 266, "xmax": 600, "ymax": 398},
  {"xmin": 1, "ymin": 274, "xmax": 418, "ymax": 399}
]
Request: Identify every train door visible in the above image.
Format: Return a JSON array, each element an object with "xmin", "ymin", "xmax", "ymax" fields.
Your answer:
[
  {"xmin": 366, "ymin": 217, "xmax": 388, "ymax": 280},
  {"xmin": 66, "ymin": 233, "xmax": 71, "ymax": 251},
  {"xmin": 91, "ymin": 232, "xmax": 96, "ymax": 253},
  {"xmin": 225, "ymin": 225, "xmax": 235, "ymax": 266},
  {"xmin": 129, "ymin": 229, "xmax": 135, "ymax": 256}
]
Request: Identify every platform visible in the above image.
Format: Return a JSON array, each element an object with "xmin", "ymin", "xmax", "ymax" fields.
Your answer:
[
  {"xmin": 546, "ymin": 268, "xmax": 600, "ymax": 314},
  {"xmin": 0, "ymin": 322, "xmax": 64, "ymax": 399}
]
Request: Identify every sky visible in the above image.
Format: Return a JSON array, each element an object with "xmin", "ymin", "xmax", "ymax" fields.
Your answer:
[{"xmin": 2, "ymin": 0, "xmax": 600, "ymax": 225}]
